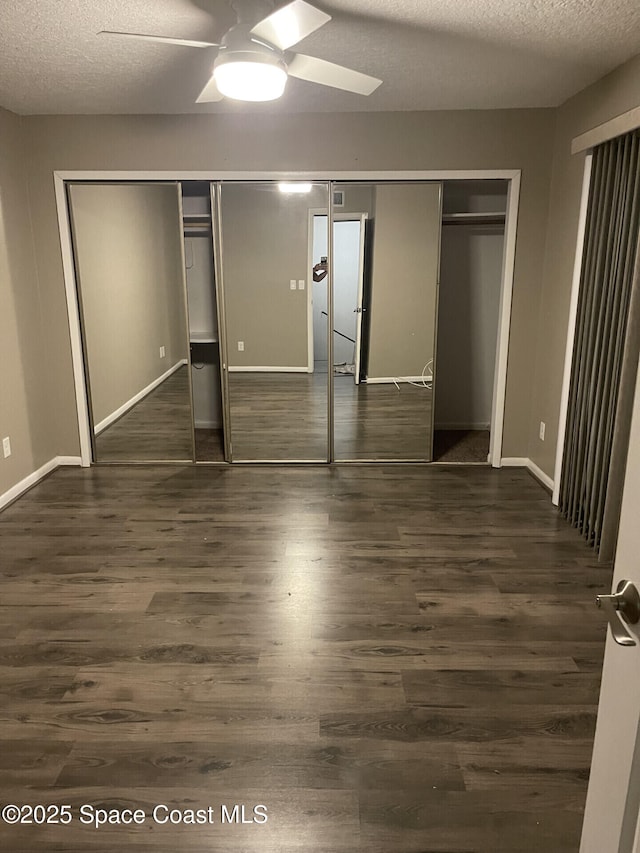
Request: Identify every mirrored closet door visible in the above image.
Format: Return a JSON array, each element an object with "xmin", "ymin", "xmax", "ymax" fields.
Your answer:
[
  {"xmin": 68, "ymin": 182, "xmax": 194, "ymax": 462},
  {"xmin": 67, "ymin": 178, "xmax": 507, "ymax": 467},
  {"xmin": 217, "ymin": 181, "xmax": 330, "ymax": 462},
  {"xmin": 330, "ymin": 182, "xmax": 442, "ymax": 461}
]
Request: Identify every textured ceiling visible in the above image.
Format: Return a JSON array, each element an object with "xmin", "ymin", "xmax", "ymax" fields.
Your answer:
[{"xmin": 1, "ymin": 0, "xmax": 640, "ymax": 115}]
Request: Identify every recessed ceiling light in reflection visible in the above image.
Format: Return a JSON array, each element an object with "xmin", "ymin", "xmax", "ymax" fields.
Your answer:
[{"xmin": 278, "ymin": 183, "xmax": 313, "ymax": 194}]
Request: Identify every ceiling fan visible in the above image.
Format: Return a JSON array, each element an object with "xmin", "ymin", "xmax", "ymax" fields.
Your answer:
[{"xmin": 100, "ymin": 0, "xmax": 382, "ymax": 103}]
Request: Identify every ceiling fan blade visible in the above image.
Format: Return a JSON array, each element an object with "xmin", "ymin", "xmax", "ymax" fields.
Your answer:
[
  {"xmin": 99, "ymin": 30, "xmax": 219, "ymax": 49},
  {"xmin": 287, "ymin": 53, "xmax": 382, "ymax": 96},
  {"xmin": 250, "ymin": 0, "xmax": 330, "ymax": 51},
  {"xmin": 196, "ymin": 76, "xmax": 224, "ymax": 103}
]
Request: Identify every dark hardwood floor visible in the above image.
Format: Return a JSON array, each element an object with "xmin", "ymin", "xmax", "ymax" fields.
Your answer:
[
  {"xmin": 94, "ymin": 367, "xmax": 193, "ymax": 462},
  {"xmin": 0, "ymin": 464, "xmax": 610, "ymax": 852},
  {"xmin": 228, "ymin": 372, "xmax": 432, "ymax": 461}
]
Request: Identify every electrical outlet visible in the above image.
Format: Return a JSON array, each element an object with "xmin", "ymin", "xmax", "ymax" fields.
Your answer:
[
  {"xmin": 290, "ymin": 279, "xmax": 297, "ymax": 290},
  {"xmin": 298, "ymin": 279, "xmax": 305, "ymax": 290},
  {"xmin": 159, "ymin": 346, "xmax": 166, "ymax": 358},
  {"xmin": 2, "ymin": 437, "xmax": 11, "ymax": 458},
  {"xmin": 238, "ymin": 341, "xmax": 244, "ymax": 352},
  {"xmin": 539, "ymin": 421, "xmax": 546, "ymax": 441}
]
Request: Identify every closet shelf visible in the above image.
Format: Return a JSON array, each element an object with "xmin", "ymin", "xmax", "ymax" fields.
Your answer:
[
  {"xmin": 183, "ymin": 212, "xmax": 212, "ymax": 221},
  {"xmin": 190, "ymin": 332, "xmax": 218, "ymax": 344},
  {"xmin": 442, "ymin": 212, "xmax": 506, "ymax": 225}
]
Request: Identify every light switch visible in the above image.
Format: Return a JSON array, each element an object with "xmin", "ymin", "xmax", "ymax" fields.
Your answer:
[
  {"xmin": 290, "ymin": 279, "xmax": 296, "ymax": 290},
  {"xmin": 298, "ymin": 280, "xmax": 305, "ymax": 290}
]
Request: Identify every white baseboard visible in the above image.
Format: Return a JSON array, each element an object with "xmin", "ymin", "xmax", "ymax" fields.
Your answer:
[
  {"xmin": 527, "ymin": 459, "xmax": 554, "ymax": 491},
  {"xmin": 228, "ymin": 366, "xmax": 309, "ymax": 373},
  {"xmin": 95, "ymin": 359, "xmax": 187, "ymax": 434},
  {"xmin": 366, "ymin": 375, "xmax": 433, "ymax": 384},
  {"xmin": 435, "ymin": 422, "xmax": 490, "ymax": 431},
  {"xmin": 0, "ymin": 455, "xmax": 82, "ymax": 512},
  {"xmin": 57, "ymin": 456, "xmax": 83, "ymax": 466},
  {"xmin": 501, "ymin": 457, "xmax": 554, "ymax": 491}
]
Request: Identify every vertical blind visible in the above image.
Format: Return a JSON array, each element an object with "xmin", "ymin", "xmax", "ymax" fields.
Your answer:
[{"xmin": 560, "ymin": 130, "xmax": 640, "ymax": 554}]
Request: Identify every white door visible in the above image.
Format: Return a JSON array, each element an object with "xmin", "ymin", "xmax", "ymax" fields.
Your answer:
[
  {"xmin": 333, "ymin": 218, "xmax": 365, "ymax": 373},
  {"xmin": 310, "ymin": 214, "xmax": 366, "ymax": 375},
  {"xmin": 580, "ymin": 358, "xmax": 640, "ymax": 852}
]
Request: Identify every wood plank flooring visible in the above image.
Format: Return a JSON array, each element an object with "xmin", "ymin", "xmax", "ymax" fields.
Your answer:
[
  {"xmin": 93, "ymin": 369, "xmax": 433, "ymax": 464},
  {"xmin": 0, "ymin": 464, "xmax": 610, "ymax": 852},
  {"xmin": 94, "ymin": 367, "xmax": 193, "ymax": 462},
  {"xmin": 228, "ymin": 373, "xmax": 432, "ymax": 460}
]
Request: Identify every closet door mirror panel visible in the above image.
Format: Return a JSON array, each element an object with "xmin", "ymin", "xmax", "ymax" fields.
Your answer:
[
  {"xmin": 331, "ymin": 182, "xmax": 442, "ymax": 461},
  {"xmin": 68, "ymin": 183, "xmax": 193, "ymax": 462},
  {"xmin": 219, "ymin": 182, "xmax": 330, "ymax": 461}
]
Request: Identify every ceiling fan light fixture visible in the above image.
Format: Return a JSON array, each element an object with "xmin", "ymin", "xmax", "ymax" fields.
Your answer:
[{"xmin": 213, "ymin": 53, "xmax": 287, "ymax": 102}]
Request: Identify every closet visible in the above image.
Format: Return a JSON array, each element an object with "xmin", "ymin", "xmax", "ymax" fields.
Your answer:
[
  {"xmin": 181, "ymin": 183, "xmax": 225, "ymax": 462},
  {"xmin": 433, "ymin": 180, "xmax": 508, "ymax": 462},
  {"xmin": 66, "ymin": 177, "xmax": 512, "ymax": 466}
]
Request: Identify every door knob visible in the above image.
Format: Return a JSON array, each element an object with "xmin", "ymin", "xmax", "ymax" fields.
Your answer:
[{"xmin": 596, "ymin": 579, "xmax": 640, "ymax": 646}]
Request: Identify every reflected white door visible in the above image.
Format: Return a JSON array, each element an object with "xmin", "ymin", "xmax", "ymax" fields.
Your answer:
[
  {"xmin": 312, "ymin": 215, "xmax": 365, "ymax": 376},
  {"xmin": 580, "ymin": 360, "xmax": 640, "ymax": 852}
]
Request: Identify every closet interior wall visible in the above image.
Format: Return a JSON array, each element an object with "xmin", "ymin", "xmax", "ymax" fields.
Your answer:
[{"xmin": 433, "ymin": 180, "xmax": 508, "ymax": 463}]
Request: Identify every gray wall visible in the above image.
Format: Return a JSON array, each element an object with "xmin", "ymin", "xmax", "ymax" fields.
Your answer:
[
  {"xmin": 69, "ymin": 183, "xmax": 188, "ymax": 426},
  {"xmin": 220, "ymin": 184, "xmax": 327, "ymax": 369},
  {"xmin": 0, "ymin": 107, "xmax": 53, "ymax": 496},
  {"xmin": 3, "ymin": 63, "xmax": 640, "ymax": 495},
  {"xmin": 530, "ymin": 53, "xmax": 640, "ymax": 477},
  {"xmin": 436, "ymin": 226, "xmax": 504, "ymax": 429},
  {"xmin": 435, "ymin": 180, "xmax": 507, "ymax": 430},
  {"xmin": 367, "ymin": 183, "xmax": 442, "ymax": 379}
]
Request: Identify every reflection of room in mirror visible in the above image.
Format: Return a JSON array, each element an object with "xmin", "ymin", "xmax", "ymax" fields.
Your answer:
[
  {"xmin": 332, "ymin": 183, "xmax": 441, "ymax": 461},
  {"xmin": 95, "ymin": 365, "xmax": 193, "ymax": 460},
  {"xmin": 220, "ymin": 182, "xmax": 330, "ymax": 461},
  {"xmin": 68, "ymin": 182, "xmax": 193, "ymax": 462},
  {"xmin": 227, "ymin": 373, "xmax": 328, "ymax": 460},
  {"xmin": 333, "ymin": 377, "xmax": 432, "ymax": 460}
]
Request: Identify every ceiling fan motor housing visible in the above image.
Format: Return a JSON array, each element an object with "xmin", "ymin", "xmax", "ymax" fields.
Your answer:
[{"xmin": 214, "ymin": 22, "xmax": 287, "ymax": 73}]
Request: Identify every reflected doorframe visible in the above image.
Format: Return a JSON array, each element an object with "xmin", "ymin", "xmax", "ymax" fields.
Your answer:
[{"xmin": 307, "ymin": 207, "xmax": 369, "ymax": 386}]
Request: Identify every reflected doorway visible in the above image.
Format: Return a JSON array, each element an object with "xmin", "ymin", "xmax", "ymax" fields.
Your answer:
[{"xmin": 311, "ymin": 214, "xmax": 365, "ymax": 379}]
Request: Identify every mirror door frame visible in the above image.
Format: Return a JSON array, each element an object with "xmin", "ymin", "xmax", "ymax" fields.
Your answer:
[{"xmin": 55, "ymin": 169, "xmax": 520, "ymax": 468}]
